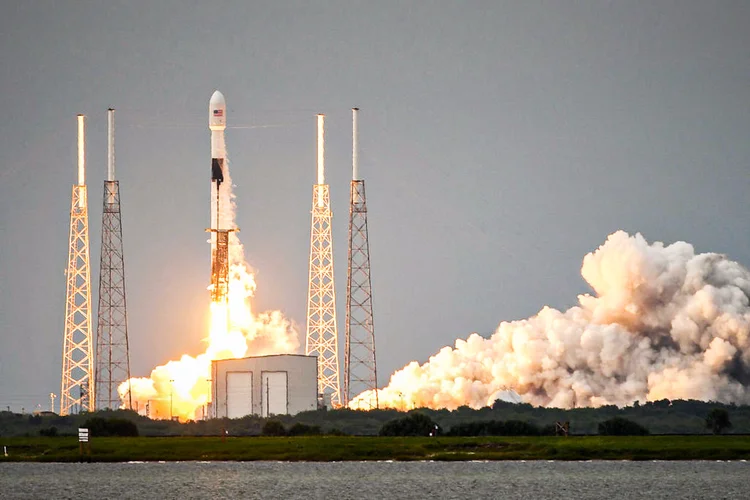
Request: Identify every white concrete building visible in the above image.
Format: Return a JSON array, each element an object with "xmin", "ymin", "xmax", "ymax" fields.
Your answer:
[{"xmin": 211, "ymin": 354, "xmax": 318, "ymax": 419}]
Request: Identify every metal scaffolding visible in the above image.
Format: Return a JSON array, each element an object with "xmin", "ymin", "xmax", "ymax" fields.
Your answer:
[
  {"xmin": 305, "ymin": 114, "xmax": 342, "ymax": 407},
  {"xmin": 207, "ymin": 228, "xmax": 236, "ymax": 305},
  {"xmin": 61, "ymin": 115, "xmax": 94, "ymax": 415},
  {"xmin": 344, "ymin": 109, "xmax": 378, "ymax": 408},
  {"xmin": 95, "ymin": 181, "xmax": 132, "ymax": 409},
  {"xmin": 344, "ymin": 180, "xmax": 379, "ymax": 407}
]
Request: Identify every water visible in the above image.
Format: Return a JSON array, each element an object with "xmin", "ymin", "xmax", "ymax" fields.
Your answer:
[{"xmin": 0, "ymin": 461, "xmax": 747, "ymax": 499}]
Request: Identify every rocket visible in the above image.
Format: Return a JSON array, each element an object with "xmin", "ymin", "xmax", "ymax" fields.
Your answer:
[{"xmin": 208, "ymin": 90, "xmax": 231, "ymax": 305}]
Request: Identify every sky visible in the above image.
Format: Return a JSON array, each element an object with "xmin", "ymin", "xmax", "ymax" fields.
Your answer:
[{"xmin": 0, "ymin": 1, "xmax": 748, "ymax": 412}]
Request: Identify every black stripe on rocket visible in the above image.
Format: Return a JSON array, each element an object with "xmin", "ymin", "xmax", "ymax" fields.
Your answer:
[{"xmin": 212, "ymin": 158, "xmax": 224, "ymax": 186}]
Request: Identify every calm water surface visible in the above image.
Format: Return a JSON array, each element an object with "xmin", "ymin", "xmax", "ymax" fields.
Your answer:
[{"xmin": 0, "ymin": 461, "xmax": 747, "ymax": 499}]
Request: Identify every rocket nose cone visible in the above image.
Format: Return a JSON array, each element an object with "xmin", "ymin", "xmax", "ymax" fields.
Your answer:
[
  {"xmin": 209, "ymin": 90, "xmax": 227, "ymax": 130},
  {"xmin": 210, "ymin": 90, "xmax": 226, "ymax": 107}
]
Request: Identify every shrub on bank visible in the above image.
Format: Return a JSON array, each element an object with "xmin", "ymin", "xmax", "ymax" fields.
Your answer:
[
  {"xmin": 39, "ymin": 426, "xmax": 58, "ymax": 437},
  {"xmin": 262, "ymin": 420, "xmax": 287, "ymax": 436},
  {"xmin": 705, "ymin": 408, "xmax": 732, "ymax": 435},
  {"xmin": 598, "ymin": 417, "xmax": 649, "ymax": 436},
  {"xmin": 83, "ymin": 417, "xmax": 139, "ymax": 437},
  {"xmin": 379, "ymin": 412, "xmax": 440, "ymax": 437},
  {"xmin": 446, "ymin": 419, "xmax": 541, "ymax": 436},
  {"xmin": 326, "ymin": 427, "xmax": 347, "ymax": 436},
  {"xmin": 288, "ymin": 422, "xmax": 322, "ymax": 436}
]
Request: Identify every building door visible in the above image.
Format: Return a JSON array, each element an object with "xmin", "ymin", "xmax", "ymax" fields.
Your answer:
[
  {"xmin": 226, "ymin": 371, "xmax": 252, "ymax": 418},
  {"xmin": 262, "ymin": 371, "xmax": 288, "ymax": 417}
]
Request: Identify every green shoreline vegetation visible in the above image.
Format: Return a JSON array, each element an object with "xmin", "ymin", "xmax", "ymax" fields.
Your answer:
[
  {"xmin": 3, "ymin": 399, "xmax": 750, "ymax": 437},
  {"xmin": 2, "ymin": 435, "xmax": 750, "ymax": 462},
  {"xmin": 2, "ymin": 399, "xmax": 750, "ymax": 461}
]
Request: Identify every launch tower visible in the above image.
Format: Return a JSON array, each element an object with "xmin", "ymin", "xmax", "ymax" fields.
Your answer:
[
  {"xmin": 344, "ymin": 108, "xmax": 379, "ymax": 408},
  {"xmin": 305, "ymin": 114, "xmax": 342, "ymax": 407},
  {"xmin": 95, "ymin": 109, "xmax": 132, "ymax": 410},
  {"xmin": 60, "ymin": 115, "xmax": 94, "ymax": 415}
]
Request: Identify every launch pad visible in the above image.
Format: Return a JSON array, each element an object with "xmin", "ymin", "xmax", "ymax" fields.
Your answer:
[{"xmin": 59, "ymin": 91, "xmax": 380, "ymax": 418}]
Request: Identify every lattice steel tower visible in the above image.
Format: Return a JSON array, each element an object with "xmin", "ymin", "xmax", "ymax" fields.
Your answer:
[
  {"xmin": 344, "ymin": 108, "xmax": 379, "ymax": 408},
  {"xmin": 305, "ymin": 114, "xmax": 342, "ymax": 407},
  {"xmin": 95, "ymin": 109, "xmax": 132, "ymax": 410},
  {"xmin": 60, "ymin": 115, "xmax": 94, "ymax": 415}
]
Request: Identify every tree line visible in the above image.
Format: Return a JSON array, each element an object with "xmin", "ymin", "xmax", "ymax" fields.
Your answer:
[{"xmin": 0, "ymin": 399, "xmax": 743, "ymax": 437}]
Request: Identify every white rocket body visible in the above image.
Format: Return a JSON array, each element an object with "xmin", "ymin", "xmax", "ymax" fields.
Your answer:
[{"xmin": 209, "ymin": 90, "xmax": 227, "ymax": 232}]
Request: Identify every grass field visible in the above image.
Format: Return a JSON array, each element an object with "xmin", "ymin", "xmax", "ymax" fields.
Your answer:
[{"xmin": 1, "ymin": 435, "xmax": 749, "ymax": 462}]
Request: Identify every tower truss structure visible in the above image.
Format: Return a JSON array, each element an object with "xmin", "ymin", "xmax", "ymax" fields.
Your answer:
[
  {"xmin": 344, "ymin": 108, "xmax": 378, "ymax": 408},
  {"xmin": 207, "ymin": 229, "xmax": 231, "ymax": 304},
  {"xmin": 61, "ymin": 114, "xmax": 94, "ymax": 415},
  {"xmin": 305, "ymin": 114, "xmax": 342, "ymax": 407},
  {"xmin": 95, "ymin": 109, "xmax": 132, "ymax": 410}
]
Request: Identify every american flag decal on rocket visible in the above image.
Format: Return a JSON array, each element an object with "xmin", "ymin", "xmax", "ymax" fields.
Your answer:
[{"xmin": 213, "ymin": 109, "xmax": 223, "ymax": 117}]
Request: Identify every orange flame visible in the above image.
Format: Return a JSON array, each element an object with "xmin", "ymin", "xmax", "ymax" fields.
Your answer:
[{"xmin": 120, "ymin": 257, "xmax": 299, "ymax": 421}]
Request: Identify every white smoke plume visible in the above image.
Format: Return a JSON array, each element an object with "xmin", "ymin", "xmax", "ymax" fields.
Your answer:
[{"xmin": 351, "ymin": 231, "xmax": 750, "ymax": 410}]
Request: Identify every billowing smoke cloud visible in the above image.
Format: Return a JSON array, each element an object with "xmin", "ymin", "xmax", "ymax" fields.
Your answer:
[{"xmin": 351, "ymin": 231, "xmax": 750, "ymax": 410}]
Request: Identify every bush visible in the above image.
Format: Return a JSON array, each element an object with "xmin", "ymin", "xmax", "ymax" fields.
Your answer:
[
  {"xmin": 446, "ymin": 420, "xmax": 540, "ymax": 436},
  {"xmin": 446, "ymin": 421, "xmax": 488, "ymax": 436},
  {"xmin": 287, "ymin": 423, "xmax": 322, "ymax": 436},
  {"xmin": 540, "ymin": 424, "xmax": 557, "ymax": 436},
  {"xmin": 262, "ymin": 420, "xmax": 287, "ymax": 436},
  {"xmin": 39, "ymin": 427, "xmax": 58, "ymax": 437},
  {"xmin": 379, "ymin": 412, "xmax": 440, "ymax": 437},
  {"xmin": 705, "ymin": 408, "xmax": 732, "ymax": 434},
  {"xmin": 83, "ymin": 417, "xmax": 139, "ymax": 437},
  {"xmin": 598, "ymin": 417, "xmax": 649, "ymax": 436},
  {"xmin": 503, "ymin": 420, "xmax": 541, "ymax": 436}
]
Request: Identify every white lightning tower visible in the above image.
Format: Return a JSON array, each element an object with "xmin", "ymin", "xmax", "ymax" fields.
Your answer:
[
  {"xmin": 344, "ymin": 108, "xmax": 378, "ymax": 408},
  {"xmin": 95, "ymin": 109, "xmax": 132, "ymax": 410},
  {"xmin": 61, "ymin": 114, "xmax": 94, "ymax": 415},
  {"xmin": 305, "ymin": 114, "xmax": 342, "ymax": 407}
]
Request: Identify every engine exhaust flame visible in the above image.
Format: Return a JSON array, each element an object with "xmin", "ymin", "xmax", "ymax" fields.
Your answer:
[{"xmin": 351, "ymin": 231, "xmax": 750, "ymax": 410}]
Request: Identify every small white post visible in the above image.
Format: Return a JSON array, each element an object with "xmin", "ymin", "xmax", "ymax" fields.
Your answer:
[
  {"xmin": 317, "ymin": 114, "xmax": 325, "ymax": 185},
  {"xmin": 107, "ymin": 108, "xmax": 115, "ymax": 181},
  {"xmin": 77, "ymin": 114, "xmax": 85, "ymax": 186}
]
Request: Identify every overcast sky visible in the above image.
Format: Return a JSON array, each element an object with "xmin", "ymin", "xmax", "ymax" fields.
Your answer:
[{"xmin": 0, "ymin": 1, "xmax": 748, "ymax": 412}]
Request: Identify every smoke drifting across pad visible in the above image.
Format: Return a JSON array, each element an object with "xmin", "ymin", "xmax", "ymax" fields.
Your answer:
[{"xmin": 351, "ymin": 231, "xmax": 750, "ymax": 410}]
